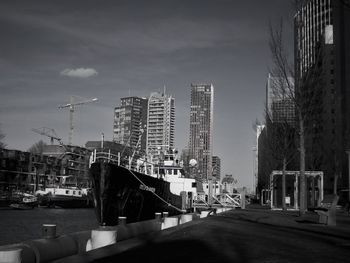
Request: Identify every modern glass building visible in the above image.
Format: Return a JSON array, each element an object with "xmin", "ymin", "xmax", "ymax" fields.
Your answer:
[
  {"xmin": 294, "ymin": 0, "xmax": 350, "ymax": 196},
  {"xmin": 189, "ymin": 84, "xmax": 214, "ymax": 181}
]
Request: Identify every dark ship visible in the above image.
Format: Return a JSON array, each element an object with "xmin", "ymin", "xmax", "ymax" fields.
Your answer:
[{"xmin": 89, "ymin": 149, "xmax": 198, "ymax": 226}]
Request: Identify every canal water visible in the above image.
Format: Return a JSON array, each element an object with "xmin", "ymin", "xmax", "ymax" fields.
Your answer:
[{"xmin": 0, "ymin": 207, "xmax": 98, "ymax": 246}]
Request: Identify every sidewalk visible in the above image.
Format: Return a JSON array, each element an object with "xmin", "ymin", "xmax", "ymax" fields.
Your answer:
[
  {"xmin": 242, "ymin": 205, "xmax": 350, "ymax": 238},
  {"xmin": 53, "ymin": 207, "xmax": 350, "ymax": 263}
]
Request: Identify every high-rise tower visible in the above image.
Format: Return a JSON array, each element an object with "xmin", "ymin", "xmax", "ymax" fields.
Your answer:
[
  {"xmin": 295, "ymin": 0, "xmax": 350, "ymax": 194},
  {"xmin": 189, "ymin": 84, "xmax": 214, "ymax": 181},
  {"xmin": 146, "ymin": 92, "xmax": 175, "ymax": 161},
  {"xmin": 113, "ymin": 97, "xmax": 148, "ymax": 152}
]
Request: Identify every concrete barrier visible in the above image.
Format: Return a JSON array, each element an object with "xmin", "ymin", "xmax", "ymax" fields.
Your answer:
[
  {"xmin": 0, "ymin": 248, "xmax": 22, "ymax": 263},
  {"xmin": 0, "ymin": 213, "xmax": 199, "ymax": 263},
  {"xmin": 23, "ymin": 235, "xmax": 78, "ymax": 263},
  {"xmin": 216, "ymin": 208, "xmax": 224, "ymax": 214},
  {"xmin": 200, "ymin": 210, "xmax": 210, "ymax": 218},
  {"xmin": 0, "ymin": 244, "xmax": 36, "ymax": 263},
  {"xmin": 179, "ymin": 214, "xmax": 193, "ymax": 224},
  {"xmin": 161, "ymin": 217, "xmax": 179, "ymax": 230},
  {"xmin": 86, "ymin": 228, "xmax": 117, "ymax": 251}
]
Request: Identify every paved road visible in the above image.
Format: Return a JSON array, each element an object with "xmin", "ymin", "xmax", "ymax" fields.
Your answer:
[{"xmin": 96, "ymin": 209, "xmax": 350, "ymax": 263}]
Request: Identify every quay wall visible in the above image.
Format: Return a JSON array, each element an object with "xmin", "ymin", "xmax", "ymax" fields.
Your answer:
[{"xmin": 0, "ymin": 210, "xmax": 231, "ymax": 263}]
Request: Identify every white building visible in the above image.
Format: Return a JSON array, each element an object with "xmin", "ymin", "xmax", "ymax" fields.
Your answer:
[{"xmin": 146, "ymin": 92, "xmax": 175, "ymax": 162}]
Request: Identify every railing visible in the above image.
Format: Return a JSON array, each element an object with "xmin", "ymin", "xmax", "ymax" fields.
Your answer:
[
  {"xmin": 89, "ymin": 150, "xmax": 121, "ymax": 167},
  {"xmin": 192, "ymin": 193, "xmax": 244, "ymax": 209}
]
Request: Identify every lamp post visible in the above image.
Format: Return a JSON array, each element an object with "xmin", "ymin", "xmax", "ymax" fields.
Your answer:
[{"xmin": 347, "ymin": 150, "xmax": 350, "ymax": 202}]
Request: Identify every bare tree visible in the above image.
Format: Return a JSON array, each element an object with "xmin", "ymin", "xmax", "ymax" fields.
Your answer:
[
  {"xmin": 268, "ymin": 16, "xmax": 324, "ymax": 214},
  {"xmin": 265, "ymin": 101, "xmax": 297, "ymax": 210},
  {"xmin": 28, "ymin": 140, "xmax": 47, "ymax": 154},
  {"xmin": 0, "ymin": 124, "xmax": 6, "ymax": 149}
]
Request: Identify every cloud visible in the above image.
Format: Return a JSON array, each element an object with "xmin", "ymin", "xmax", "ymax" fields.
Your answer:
[{"xmin": 60, "ymin": 68, "xmax": 98, "ymax": 78}]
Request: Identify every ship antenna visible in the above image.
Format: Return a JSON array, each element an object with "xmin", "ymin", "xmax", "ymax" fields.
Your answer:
[{"xmin": 128, "ymin": 128, "xmax": 144, "ymax": 169}]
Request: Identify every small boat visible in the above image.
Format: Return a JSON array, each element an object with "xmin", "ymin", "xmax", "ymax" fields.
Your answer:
[
  {"xmin": 89, "ymin": 148, "xmax": 198, "ymax": 226},
  {"xmin": 36, "ymin": 187, "xmax": 93, "ymax": 208},
  {"xmin": 9, "ymin": 192, "xmax": 38, "ymax": 210}
]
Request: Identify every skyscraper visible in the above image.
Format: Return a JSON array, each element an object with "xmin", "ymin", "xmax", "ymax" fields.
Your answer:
[
  {"xmin": 146, "ymin": 92, "xmax": 175, "ymax": 161},
  {"xmin": 295, "ymin": 0, "xmax": 350, "ymax": 194},
  {"xmin": 113, "ymin": 97, "xmax": 148, "ymax": 152},
  {"xmin": 189, "ymin": 84, "xmax": 214, "ymax": 181}
]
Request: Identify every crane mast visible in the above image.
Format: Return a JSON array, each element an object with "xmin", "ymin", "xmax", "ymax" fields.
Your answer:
[{"xmin": 59, "ymin": 96, "xmax": 98, "ymax": 145}]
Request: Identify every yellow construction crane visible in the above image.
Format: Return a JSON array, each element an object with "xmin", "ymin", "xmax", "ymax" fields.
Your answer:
[
  {"xmin": 58, "ymin": 96, "xmax": 98, "ymax": 145},
  {"xmin": 32, "ymin": 127, "xmax": 63, "ymax": 145}
]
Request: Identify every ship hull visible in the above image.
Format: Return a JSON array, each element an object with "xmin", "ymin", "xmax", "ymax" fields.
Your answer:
[{"xmin": 90, "ymin": 162, "xmax": 184, "ymax": 226}]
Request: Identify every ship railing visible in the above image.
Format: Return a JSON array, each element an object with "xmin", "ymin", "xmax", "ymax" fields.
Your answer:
[{"xmin": 90, "ymin": 150, "xmax": 121, "ymax": 166}]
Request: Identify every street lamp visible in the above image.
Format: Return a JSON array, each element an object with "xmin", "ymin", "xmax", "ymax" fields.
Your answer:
[{"xmin": 346, "ymin": 150, "xmax": 350, "ymax": 202}]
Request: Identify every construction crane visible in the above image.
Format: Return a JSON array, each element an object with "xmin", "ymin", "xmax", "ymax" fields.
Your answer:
[
  {"xmin": 32, "ymin": 127, "xmax": 63, "ymax": 145},
  {"xmin": 58, "ymin": 96, "xmax": 98, "ymax": 145}
]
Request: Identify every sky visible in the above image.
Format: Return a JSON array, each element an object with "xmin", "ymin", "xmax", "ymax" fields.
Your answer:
[{"xmin": 0, "ymin": 0, "xmax": 295, "ymax": 190}]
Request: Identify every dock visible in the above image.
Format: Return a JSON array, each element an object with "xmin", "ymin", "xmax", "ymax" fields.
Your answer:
[{"xmin": 2, "ymin": 207, "xmax": 350, "ymax": 262}]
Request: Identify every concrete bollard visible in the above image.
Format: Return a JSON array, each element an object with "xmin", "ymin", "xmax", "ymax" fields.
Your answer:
[
  {"xmin": 0, "ymin": 248, "xmax": 22, "ymax": 263},
  {"xmin": 42, "ymin": 224, "xmax": 57, "ymax": 239},
  {"xmin": 200, "ymin": 211, "xmax": 210, "ymax": 218},
  {"xmin": 118, "ymin": 217, "xmax": 127, "ymax": 226},
  {"xmin": 161, "ymin": 217, "xmax": 178, "ymax": 230},
  {"xmin": 179, "ymin": 214, "xmax": 193, "ymax": 224},
  {"xmin": 86, "ymin": 227, "xmax": 117, "ymax": 251},
  {"xmin": 155, "ymin": 212, "xmax": 162, "ymax": 221},
  {"xmin": 162, "ymin": 212, "xmax": 169, "ymax": 218}
]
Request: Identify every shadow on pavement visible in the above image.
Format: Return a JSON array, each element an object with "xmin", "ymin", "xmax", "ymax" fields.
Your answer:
[{"xmin": 95, "ymin": 238, "xmax": 247, "ymax": 263}]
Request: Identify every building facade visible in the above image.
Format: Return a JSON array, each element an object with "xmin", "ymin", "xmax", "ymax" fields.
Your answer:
[
  {"xmin": 0, "ymin": 145, "xmax": 91, "ymax": 194},
  {"xmin": 189, "ymin": 84, "xmax": 214, "ymax": 181},
  {"xmin": 113, "ymin": 97, "xmax": 148, "ymax": 153},
  {"xmin": 295, "ymin": 0, "xmax": 350, "ymax": 197},
  {"xmin": 266, "ymin": 74, "xmax": 295, "ymax": 124},
  {"xmin": 146, "ymin": 92, "xmax": 175, "ymax": 161},
  {"xmin": 212, "ymin": 156, "xmax": 221, "ymax": 181}
]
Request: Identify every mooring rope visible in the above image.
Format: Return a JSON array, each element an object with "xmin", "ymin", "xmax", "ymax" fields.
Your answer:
[{"xmin": 126, "ymin": 168, "xmax": 185, "ymax": 213}]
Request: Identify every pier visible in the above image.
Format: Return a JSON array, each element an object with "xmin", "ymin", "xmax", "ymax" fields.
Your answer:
[{"xmin": 1, "ymin": 206, "xmax": 350, "ymax": 262}]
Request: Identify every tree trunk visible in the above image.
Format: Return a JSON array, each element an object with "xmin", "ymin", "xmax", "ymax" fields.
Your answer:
[
  {"xmin": 282, "ymin": 156, "xmax": 287, "ymax": 211},
  {"xmin": 333, "ymin": 174, "xmax": 338, "ymax": 195},
  {"xmin": 299, "ymin": 114, "xmax": 307, "ymax": 215}
]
